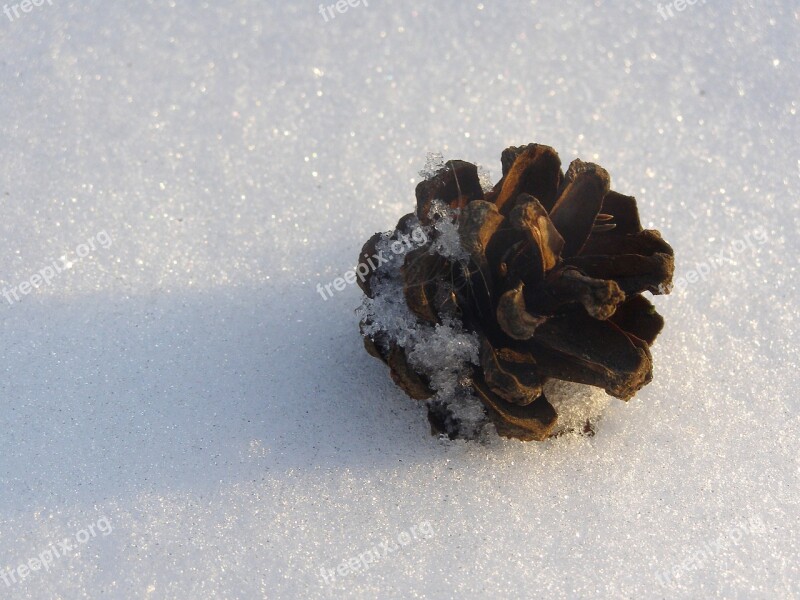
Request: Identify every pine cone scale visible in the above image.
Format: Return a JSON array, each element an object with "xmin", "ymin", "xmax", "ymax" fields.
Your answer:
[
  {"xmin": 608, "ymin": 294, "xmax": 665, "ymax": 345},
  {"xmin": 473, "ymin": 378, "xmax": 558, "ymax": 441},
  {"xmin": 528, "ymin": 312, "xmax": 653, "ymax": 400},
  {"xmin": 549, "ymin": 160, "xmax": 611, "ymax": 257},
  {"xmin": 494, "ymin": 144, "xmax": 563, "ymax": 213}
]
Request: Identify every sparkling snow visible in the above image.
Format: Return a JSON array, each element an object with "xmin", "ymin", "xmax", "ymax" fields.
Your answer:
[{"xmin": 0, "ymin": 1, "xmax": 798, "ymax": 599}]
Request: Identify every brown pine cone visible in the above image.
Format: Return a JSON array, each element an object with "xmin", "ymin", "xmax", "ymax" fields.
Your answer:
[{"xmin": 357, "ymin": 144, "xmax": 674, "ymax": 441}]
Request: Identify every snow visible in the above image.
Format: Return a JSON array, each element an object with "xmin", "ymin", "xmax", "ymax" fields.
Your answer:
[
  {"xmin": 428, "ymin": 202, "xmax": 470, "ymax": 262},
  {"xmin": 0, "ymin": 1, "xmax": 798, "ymax": 598}
]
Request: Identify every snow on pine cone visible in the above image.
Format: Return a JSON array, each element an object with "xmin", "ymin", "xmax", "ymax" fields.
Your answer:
[{"xmin": 357, "ymin": 143, "xmax": 674, "ymax": 441}]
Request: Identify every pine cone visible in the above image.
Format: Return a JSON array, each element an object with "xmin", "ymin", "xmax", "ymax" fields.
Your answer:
[{"xmin": 358, "ymin": 144, "xmax": 674, "ymax": 441}]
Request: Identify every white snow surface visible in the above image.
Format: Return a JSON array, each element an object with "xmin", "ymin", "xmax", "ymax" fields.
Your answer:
[{"xmin": 0, "ymin": 1, "xmax": 798, "ymax": 599}]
